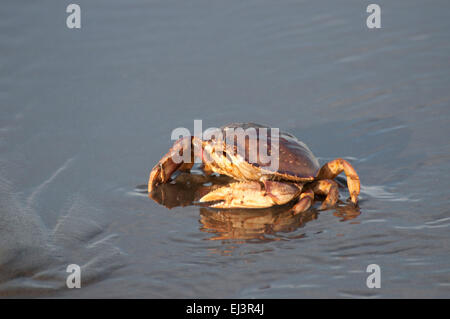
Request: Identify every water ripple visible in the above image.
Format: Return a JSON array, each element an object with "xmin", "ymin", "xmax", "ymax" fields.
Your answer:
[{"xmin": 360, "ymin": 185, "xmax": 418, "ymax": 202}]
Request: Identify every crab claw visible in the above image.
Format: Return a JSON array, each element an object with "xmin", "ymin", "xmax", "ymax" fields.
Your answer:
[
  {"xmin": 148, "ymin": 137, "xmax": 194, "ymax": 193},
  {"xmin": 199, "ymin": 181, "xmax": 301, "ymax": 209}
]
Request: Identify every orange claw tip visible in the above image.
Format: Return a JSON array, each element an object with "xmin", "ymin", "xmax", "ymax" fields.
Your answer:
[
  {"xmin": 148, "ymin": 165, "xmax": 162, "ymax": 193},
  {"xmin": 199, "ymin": 187, "xmax": 227, "ymax": 203},
  {"xmin": 147, "ymin": 182, "xmax": 154, "ymax": 194},
  {"xmin": 147, "ymin": 178, "xmax": 154, "ymax": 194},
  {"xmin": 148, "ymin": 179, "xmax": 161, "ymax": 194},
  {"xmin": 347, "ymin": 196, "xmax": 359, "ymax": 206}
]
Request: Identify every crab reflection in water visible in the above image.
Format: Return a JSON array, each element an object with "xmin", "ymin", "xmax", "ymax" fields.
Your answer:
[{"xmin": 147, "ymin": 172, "xmax": 360, "ymax": 242}]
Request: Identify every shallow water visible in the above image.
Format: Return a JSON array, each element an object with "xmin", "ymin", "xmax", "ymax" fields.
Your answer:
[{"xmin": 1, "ymin": 0, "xmax": 450, "ymax": 298}]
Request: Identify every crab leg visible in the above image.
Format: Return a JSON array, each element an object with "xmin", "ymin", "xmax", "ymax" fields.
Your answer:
[
  {"xmin": 311, "ymin": 179, "xmax": 339, "ymax": 210},
  {"xmin": 291, "ymin": 189, "xmax": 314, "ymax": 215},
  {"xmin": 316, "ymin": 158, "xmax": 360, "ymax": 204},
  {"xmin": 199, "ymin": 181, "xmax": 301, "ymax": 209}
]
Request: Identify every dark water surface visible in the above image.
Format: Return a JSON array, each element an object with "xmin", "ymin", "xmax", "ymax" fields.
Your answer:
[{"xmin": 1, "ymin": 0, "xmax": 450, "ymax": 298}]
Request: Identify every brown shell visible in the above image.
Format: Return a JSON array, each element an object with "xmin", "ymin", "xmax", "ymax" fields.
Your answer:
[{"xmin": 206, "ymin": 123, "xmax": 320, "ymax": 181}]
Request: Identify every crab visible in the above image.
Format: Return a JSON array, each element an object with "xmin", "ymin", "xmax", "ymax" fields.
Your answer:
[{"xmin": 148, "ymin": 123, "xmax": 360, "ymax": 214}]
